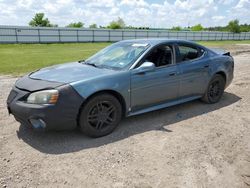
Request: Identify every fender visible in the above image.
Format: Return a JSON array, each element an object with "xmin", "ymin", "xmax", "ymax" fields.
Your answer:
[
  {"xmin": 70, "ymin": 71, "xmax": 131, "ymax": 113},
  {"xmin": 208, "ymin": 54, "xmax": 234, "ymax": 87}
]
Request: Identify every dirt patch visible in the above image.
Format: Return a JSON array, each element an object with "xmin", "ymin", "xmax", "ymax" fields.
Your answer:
[
  {"xmin": 0, "ymin": 51, "xmax": 250, "ymax": 188},
  {"xmin": 223, "ymin": 44, "xmax": 250, "ymax": 56}
]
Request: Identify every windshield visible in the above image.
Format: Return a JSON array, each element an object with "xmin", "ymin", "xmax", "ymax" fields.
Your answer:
[{"xmin": 85, "ymin": 42, "xmax": 150, "ymax": 70}]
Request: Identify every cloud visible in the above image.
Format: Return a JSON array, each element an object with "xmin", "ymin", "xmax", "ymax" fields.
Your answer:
[
  {"xmin": 0, "ymin": 0, "xmax": 249, "ymax": 28},
  {"xmin": 218, "ymin": 0, "xmax": 237, "ymax": 5},
  {"xmin": 86, "ymin": 0, "xmax": 116, "ymax": 8},
  {"xmin": 235, "ymin": 0, "xmax": 250, "ymax": 8},
  {"xmin": 230, "ymin": 0, "xmax": 250, "ymax": 23},
  {"xmin": 212, "ymin": 16, "xmax": 225, "ymax": 20},
  {"xmin": 120, "ymin": 0, "xmax": 149, "ymax": 7}
]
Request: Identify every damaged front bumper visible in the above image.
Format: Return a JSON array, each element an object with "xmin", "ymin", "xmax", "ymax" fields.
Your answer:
[{"xmin": 7, "ymin": 81, "xmax": 84, "ymax": 131}]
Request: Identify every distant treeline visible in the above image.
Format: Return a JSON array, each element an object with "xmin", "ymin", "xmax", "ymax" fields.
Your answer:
[
  {"xmin": 206, "ymin": 24, "xmax": 250, "ymax": 32},
  {"xmin": 169, "ymin": 20, "xmax": 249, "ymax": 33},
  {"xmin": 28, "ymin": 13, "xmax": 249, "ymax": 33}
]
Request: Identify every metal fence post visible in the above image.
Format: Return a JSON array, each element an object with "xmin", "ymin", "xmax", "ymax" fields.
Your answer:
[
  {"xmin": 15, "ymin": 28, "xmax": 18, "ymax": 43},
  {"xmin": 108, "ymin": 30, "xmax": 111, "ymax": 42},
  {"xmin": 38, "ymin": 28, "xmax": 41, "ymax": 43},
  {"xmin": 77, "ymin": 29, "xmax": 79, "ymax": 42},
  {"xmin": 122, "ymin": 30, "xmax": 124, "ymax": 40},
  {"xmin": 58, "ymin": 29, "xmax": 61, "ymax": 43},
  {"xmin": 92, "ymin": 30, "xmax": 95, "ymax": 42}
]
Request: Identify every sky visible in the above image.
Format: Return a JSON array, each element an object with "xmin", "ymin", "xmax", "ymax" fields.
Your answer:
[{"xmin": 0, "ymin": 0, "xmax": 249, "ymax": 28}]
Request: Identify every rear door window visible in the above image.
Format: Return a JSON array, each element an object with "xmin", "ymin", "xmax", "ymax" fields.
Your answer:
[{"xmin": 177, "ymin": 44, "xmax": 204, "ymax": 63}]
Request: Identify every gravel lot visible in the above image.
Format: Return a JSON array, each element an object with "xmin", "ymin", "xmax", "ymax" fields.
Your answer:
[{"xmin": 0, "ymin": 49, "xmax": 250, "ymax": 188}]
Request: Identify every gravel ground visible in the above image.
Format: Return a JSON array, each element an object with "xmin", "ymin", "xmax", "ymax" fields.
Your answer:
[{"xmin": 0, "ymin": 49, "xmax": 250, "ymax": 188}]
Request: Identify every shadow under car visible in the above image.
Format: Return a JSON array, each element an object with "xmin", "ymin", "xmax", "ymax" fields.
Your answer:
[{"xmin": 16, "ymin": 92, "xmax": 241, "ymax": 155}]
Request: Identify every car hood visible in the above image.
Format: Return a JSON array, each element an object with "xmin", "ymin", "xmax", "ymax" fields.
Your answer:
[{"xmin": 29, "ymin": 62, "xmax": 116, "ymax": 83}]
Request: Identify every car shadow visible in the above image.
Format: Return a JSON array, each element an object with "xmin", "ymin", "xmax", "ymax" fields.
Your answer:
[{"xmin": 16, "ymin": 92, "xmax": 241, "ymax": 155}]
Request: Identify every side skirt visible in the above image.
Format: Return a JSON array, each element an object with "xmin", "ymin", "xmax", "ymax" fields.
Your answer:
[{"xmin": 127, "ymin": 95, "xmax": 202, "ymax": 117}]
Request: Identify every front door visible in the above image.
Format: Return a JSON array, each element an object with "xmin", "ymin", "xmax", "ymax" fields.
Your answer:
[{"xmin": 130, "ymin": 43, "xmax": 180, "ymax": 112}]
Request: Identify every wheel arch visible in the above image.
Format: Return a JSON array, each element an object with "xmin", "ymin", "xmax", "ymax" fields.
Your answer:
[
  {"xmin": 77, "ymin": 90, "xmax": 127, "ymax": 126},
  {"xmin": 215, "ymin": 71, "xmax": 227, "ymax": 83}
]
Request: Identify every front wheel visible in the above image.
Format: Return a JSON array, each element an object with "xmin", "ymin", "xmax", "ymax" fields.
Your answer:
[
  {"xmin": 79, "ymin": 94, "xmax": 122, "ymax": 137},
  {"xmin": 202, "ymin": 74, "xmax": 226, "ymax": 104}
]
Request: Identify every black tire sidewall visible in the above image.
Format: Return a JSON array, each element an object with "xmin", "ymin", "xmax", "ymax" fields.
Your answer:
[
  {"xmin": 79, "ymin": 94, "xmax": 122, "ymax": 137},
  {"xmin": 206, "ymin": 75, "xmax": 225, "ymax": 103}
]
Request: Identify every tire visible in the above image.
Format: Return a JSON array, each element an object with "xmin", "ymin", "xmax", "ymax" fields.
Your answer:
[
  {"xmin": 79, "ymin": 94, "xmax": 122, "ymax": 137},
  {"xmin": 202, "ymin": 74, "xmax": 226, "ymax": 104}
]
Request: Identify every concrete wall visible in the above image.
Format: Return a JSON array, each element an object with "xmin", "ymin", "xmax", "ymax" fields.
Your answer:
[{"xmin": 0, "ymin": 25, "xmax": 250, "ymax": 43}]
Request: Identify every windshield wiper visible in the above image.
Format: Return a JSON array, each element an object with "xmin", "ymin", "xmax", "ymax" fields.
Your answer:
[
  {"xmin": 84, "ymin": 62, "xmax": 98, "ymax": 67},
  {"xmin": 78, "ymin": 59, "xmax": 98, "ymax": 67},
  {"xmin": 78, "ymin": 59, "xmax": 85, "ymax": 63}
]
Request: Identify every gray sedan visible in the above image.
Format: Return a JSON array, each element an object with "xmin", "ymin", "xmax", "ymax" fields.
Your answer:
[{"xmin": 7, "ymin": 39, "xmax": 234, "ymax": 137}]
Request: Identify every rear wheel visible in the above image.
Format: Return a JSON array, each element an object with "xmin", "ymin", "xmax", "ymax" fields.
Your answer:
[
  {"xmin": 79, "ymin": 94, "xmax": 122, "ymax": 137},
  {"xmin": 202, "ymin": 74, "xmax": 225, "ymax": 104}
]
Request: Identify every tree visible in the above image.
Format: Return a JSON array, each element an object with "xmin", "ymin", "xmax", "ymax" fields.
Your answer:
[
  {"xmin": 240, "ymin": 23, "xmax": 250, "ymax": 32},
  {"xmin": 117, "ymin": 17, "xmax": 125, "ymax": 28},
  {"xmin": 108, "ymin": 22, "xmax": 122, "ymax": 29},
  {"xmin": 29, "ymin": 13, "xmax": 54, "ymax": 27},
  {"xmin": 227, "ymin": 19, "xmax": 240, "ymax": 33},
  {"xmin": 108, "ymin": 17, "xmax": 126, "ymax": 29},
  {"xmin": 89, "ymin": 23, "xmax": 97, "ymax": 28},
  {"xmin": 66, "ymin": 22, "xmax": 84, "ymax": 28},
  {"xmin": 171, "ymin": 26, "xmax": 182, "ymax": 31},
  {"xmin": 191, "ymin": 24, "xmax": 203, "ymax": 31},
  {"xmin": 204, "ymin": 22, "xmax": 250, "ymax": 32}
]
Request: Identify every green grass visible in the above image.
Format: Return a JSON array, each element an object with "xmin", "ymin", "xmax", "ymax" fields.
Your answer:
[
  {"xmin": 0, "ymin": 40, "xmax": 250, "ymax": 75},
  {"xmin": 198, "ymin": 40, "xmax": 250, "ymax": 47},
  {"xmin": 0, "ymin": 43, "xmax": 110, "ymax": 75}
]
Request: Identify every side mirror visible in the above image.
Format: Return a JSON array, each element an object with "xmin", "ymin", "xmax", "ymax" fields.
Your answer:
[{"xmin": 135, "ymin": 62, "xmax": 155, "ymax": 73}]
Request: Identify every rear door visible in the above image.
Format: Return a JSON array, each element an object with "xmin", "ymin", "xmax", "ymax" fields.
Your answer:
[{"xmin": 175, "ymin": 43, "xmax": 210, "ymax": 97}]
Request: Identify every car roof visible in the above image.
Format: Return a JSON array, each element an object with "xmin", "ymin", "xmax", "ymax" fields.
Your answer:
[
  {"xmin": 118, "ymin": 38, "xmax": 211, "ymax": 51},
  {"xmin": 118, "ymin": 38, "xmax": 198, "ymax": 46}
]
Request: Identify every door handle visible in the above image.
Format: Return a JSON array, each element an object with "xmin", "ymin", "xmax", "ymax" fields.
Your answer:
[
  {"xmin": 169, "ymin": 72, "xmax": 176, "ymax": 76},
  {"xmin": 135, "ymin": 71, "xmax": 146, "ymax": 75},
  {"xmin": 204, "ymin": 65, "xmax": 209, "ymax": 68}
]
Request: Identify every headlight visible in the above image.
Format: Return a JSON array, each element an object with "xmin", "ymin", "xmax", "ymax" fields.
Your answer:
[{"xmin": 27, "ymin": 90, "xmax": 59, "ymax": 104}]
